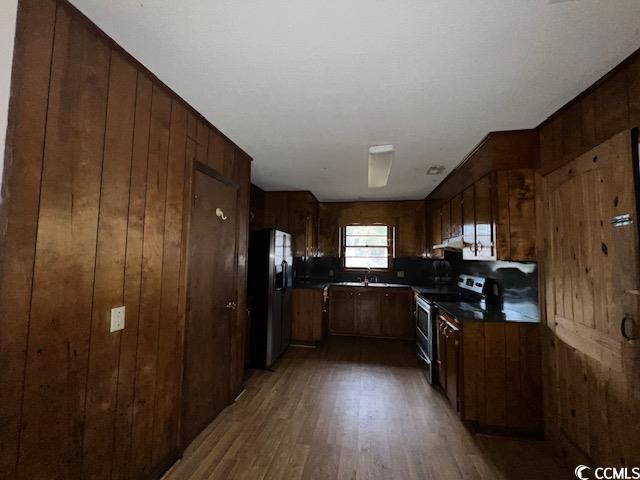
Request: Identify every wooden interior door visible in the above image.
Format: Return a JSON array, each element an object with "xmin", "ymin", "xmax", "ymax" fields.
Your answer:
[
  {"xmin": 542, "ymin": 129, "xmax": 640, "ymax": 465},
  {"xmin": 181, "ymin": 166, "xmax": 238, "ymax": 448}
]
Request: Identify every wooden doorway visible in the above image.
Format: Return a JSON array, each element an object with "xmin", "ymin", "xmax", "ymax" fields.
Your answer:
[
  {"xmin": 541, "ymin": 129, "xmax": 640, "ymax": 465},
  {"xmin": 181, "ymin": 164, "xmax": 239, "ymax": 448}
]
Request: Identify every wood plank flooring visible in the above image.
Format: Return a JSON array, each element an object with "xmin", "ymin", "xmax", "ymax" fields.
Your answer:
[{"xmin": 165, "ymin": 336, "xmax": 571, "ymax": 480}]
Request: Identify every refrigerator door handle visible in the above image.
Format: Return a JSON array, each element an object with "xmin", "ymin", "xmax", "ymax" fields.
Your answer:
[{"xmin": 282, "ymin": 260, "xmax": 288, "ymax": 294}]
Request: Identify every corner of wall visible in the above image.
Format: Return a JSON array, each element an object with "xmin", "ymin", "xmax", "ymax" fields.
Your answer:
[{"xmin": 0, "ymin": 0, "xmax": 19, "ymax": 197}]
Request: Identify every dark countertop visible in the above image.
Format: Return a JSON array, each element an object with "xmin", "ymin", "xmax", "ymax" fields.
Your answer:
[
  {"xmin": 411, "ymin": 285, "xmax": 460, "ymax": 296},
  {"xmin": 293, "ymin": 281, "xmax": 416, "ymax": 290},
  {"xmin": 435, "ymin": 300, "xmax": 539, "ymax": 323},
  {"xmin": 293, "ymin": 281, "xmax": 330, "ymax": 289}
]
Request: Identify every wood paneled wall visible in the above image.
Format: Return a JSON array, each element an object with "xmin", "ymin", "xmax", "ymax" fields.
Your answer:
[
  {"xmin": 0, "ymin": 1, "xmax": 251, "ymax": 479},
  {"xmin": 539, "ymin": 49, "xmax": 640, "ymax": 175},
  {"xmin": 318, "ymin": 201, "xmax": 426, "ymax": 258}
]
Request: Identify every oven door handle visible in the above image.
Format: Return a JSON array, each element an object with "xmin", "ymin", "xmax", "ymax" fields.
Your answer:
[
  {"xmin": 416, "ymin": 325, "xmax": 429, "ymax": 344},
  {"xmin": 416, "ymin": 296, "xmax": 430, "ymax": 312},
  {"xmin": 416, "ymin": 343, "xmax": 430, "ymax": 364}
]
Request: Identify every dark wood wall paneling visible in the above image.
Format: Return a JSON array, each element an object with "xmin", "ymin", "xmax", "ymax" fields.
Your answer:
[
  {"xmin": 0, "ymin": 1, "xmax": 252, "ymax": 479},
  {"xmin": 318, "ymin": 201, "xmax": 426, "ymax": 258},
  {"xmin": 251, "ymin": 191, "xmax": 425, "ymax": 258},
  {"xmin": 539, "ymin": 50, "xmax": 640, "ymax": 175}
]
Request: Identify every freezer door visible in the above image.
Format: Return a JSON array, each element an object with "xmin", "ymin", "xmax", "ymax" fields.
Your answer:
[
  {"xmin": 280, "ymin": 232, "xmax": 293, "ymax": 350},
  {"xmin": 268, "ymin": 230, "xmax": 286, "ymax": 366}
]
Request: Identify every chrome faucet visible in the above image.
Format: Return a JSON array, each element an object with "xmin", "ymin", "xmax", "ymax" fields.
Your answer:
[{"xmin": 362, "ymin": 268, "xmax": 377, "ymax": 284}]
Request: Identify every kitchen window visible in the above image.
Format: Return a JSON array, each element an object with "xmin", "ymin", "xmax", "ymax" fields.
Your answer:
[{"xmin": 342, "ymin": 224, "xmax": 393, "ymax": 270}]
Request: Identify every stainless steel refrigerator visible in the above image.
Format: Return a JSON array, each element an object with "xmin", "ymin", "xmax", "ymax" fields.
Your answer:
[{"xmin": 247, "ymin": 229, "xmax": 293, "ymax": 369}]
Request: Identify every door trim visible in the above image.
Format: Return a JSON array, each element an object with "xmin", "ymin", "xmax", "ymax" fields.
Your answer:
[{"xmin": 193, "ymin": 160, "xmax": 240, "ymax": 189}]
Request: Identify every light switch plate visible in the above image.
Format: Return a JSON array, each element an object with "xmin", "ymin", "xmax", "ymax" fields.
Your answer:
[{"xmin": 110, "ymin": 306, "xmax": 126, "ymax": 332}]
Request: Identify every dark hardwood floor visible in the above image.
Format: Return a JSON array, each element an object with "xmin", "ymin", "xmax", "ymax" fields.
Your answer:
[{"xmin": 165, "ymin": 336, "xmax": 570, "ymax": 480}]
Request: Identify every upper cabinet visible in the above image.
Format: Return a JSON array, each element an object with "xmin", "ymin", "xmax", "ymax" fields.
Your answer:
[
  {"xmin": 288, "ymin": 191, "xmax": 319, "ymax": 258},
  {"xmin": 426, "ymin": 130, "xmax": 539, "ymax": 262},
  {"xmin": 251, "ymin": 189, "xmax": 319, "ymax": 258}
]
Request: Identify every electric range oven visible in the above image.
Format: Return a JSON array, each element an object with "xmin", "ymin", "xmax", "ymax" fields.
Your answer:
[
  {"xmin": 415, "ymin": 294, "xmax": 438, "ymax": 384},
  {"xmin": 415, "ymin": 275, "xmax": 501, "ymax": 386}
]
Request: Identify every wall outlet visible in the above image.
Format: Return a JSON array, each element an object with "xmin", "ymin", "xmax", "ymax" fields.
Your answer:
[
  {"xmin": 329, "ymin": 269, "xmax": 334, "ymax": 277},
  {"xmin": 110, "ymin": 306, "xmax": 126, "ymax": 332},
  {"xmin": 397, "ymin": 271, "xmax": 405, "ymax": 278}
]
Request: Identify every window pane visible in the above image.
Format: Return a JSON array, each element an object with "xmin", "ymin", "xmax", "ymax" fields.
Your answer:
[
  {"xmin": 345, "ymin": 256, "xmax": 389, "ymax": 269},
  {"xmin": 345, "ymin": 236, "xmax": 387, "ymax": 246},
  {"xmin": 343, "ymin": 224, "xmax": 390, "ymax": 269},
  {"xmin": 345, "ymin": 225, "xmax": 388, "ymax": 236},
  {"xmin": 344, "ymin": 247, "xmax": 388, "ymax": 257}
]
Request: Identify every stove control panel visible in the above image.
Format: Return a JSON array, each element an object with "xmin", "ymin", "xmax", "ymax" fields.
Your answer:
[{"xmin": 458, "ymin": 274, "xmax": 485, "ymax": 294}]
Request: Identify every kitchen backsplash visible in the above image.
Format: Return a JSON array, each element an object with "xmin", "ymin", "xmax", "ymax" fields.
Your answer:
[
  {"xmin": 293, "ymin": 252, "xmax": 538, "ymax": 314},
  {"xmin": 293, "ymin": 256, "xmax": 455, "ymax": 285},
  {"xmin": 447, "ymin": 254, "xmax": 539, "ymax": 317}
]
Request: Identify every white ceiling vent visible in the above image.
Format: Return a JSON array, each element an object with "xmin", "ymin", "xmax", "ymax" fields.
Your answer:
[
  {"xmin": 368, "ymin": 145, "xmax": 395, "ymax": 188},
  {"xmin": 426, "ymin": 165, "xmax": 445, "ymax": 175}
]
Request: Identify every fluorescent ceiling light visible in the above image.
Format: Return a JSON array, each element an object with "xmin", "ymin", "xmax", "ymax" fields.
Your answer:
[{"xmin": 368, "ymin": 144, "xmax": 394, "ymax": 188}]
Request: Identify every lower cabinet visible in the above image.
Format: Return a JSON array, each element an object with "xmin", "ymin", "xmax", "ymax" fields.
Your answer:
[
  {"xmin": 381, "ymin": 290, "xmax": 414, "ymax": 338},
  {"xmin": 329, "ymin": 286, "xmax": 414, "ymax": 339},
  {"xmin": 436, "ymin": 310, "xmax": 543, "ymax": 435},
  {"xmin": 437, "ymin": 312, "xmax": 461, "ymax": 412},
  {"xmin": 329, "ymin": 287, "xmax": 356, "ymax": 334},
  {"xmin": 291, "ymin": 288, "xmax": 326, "ymax": 344},
  {"xmin": 355, "ymin": 290, "xmax": 381, "ymax": 336}
]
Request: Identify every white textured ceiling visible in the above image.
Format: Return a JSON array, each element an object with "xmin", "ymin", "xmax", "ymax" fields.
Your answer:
[{"xmin": 70, "ymin": 0, "xmax": 640, "ymax": 201}]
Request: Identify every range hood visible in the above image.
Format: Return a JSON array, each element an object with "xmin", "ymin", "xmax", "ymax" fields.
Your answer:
[{"xmin": 433, "ymin": 236, "xmax": 467, "ymax": 251}]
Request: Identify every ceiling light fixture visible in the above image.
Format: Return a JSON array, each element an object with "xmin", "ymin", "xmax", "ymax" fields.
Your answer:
[{"xmin": 368, "ymin": 144, "xmax": 394, "ymax": 188}]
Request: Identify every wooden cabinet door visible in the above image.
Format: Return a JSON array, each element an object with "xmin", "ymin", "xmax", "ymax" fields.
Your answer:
[
  {"xmin": 495, "ymin": 169, "xmax": 536, "ymax": 261},
  {"xmin": 474, "ymin": 174, "xmax": 495, "ymax": 260},
  {"xmin": 441, "ymin": 200, "xmax": 451, "ymax": 240},
  {"xmin": 542, "ymin": 130, "xmax": 640, "ymax": 465},
  {"xmin": 429, "ymin": 204, "xmax": 443, "ymax": 258},
  {"xmin": 450, "ymin": 193, "xmax": 463, "ymax": 238},
  {"xmin": 263, "ymin": 191, "xmax": 289, "ymax": 231},
  {"xmin": 355, "ymin": 289, "xmax": 381, "ymax": 336},
  {"xmin": 437, "ymin": 318, "xmax": 447, "ymax": 390},
  {"xmin": 380, "ymin": 289, "xmax": 413, "ymax": 338},
  {"xmin": 182, "ymin": 169, "xmax": 238, "ymax": 448},
  {"xmin": 445, "ymin": 327, "xmax": 461, "ymax": 412},
  {"xmin": 291, "ymin": 289, "xmax": 323, "ymax": 342},
  {"xmin": 329, "ymin": 288, "xmax": 356, "ymax": 334},
  {"xmin": 462, "ymin": 185, "xmax": 476, "ymax": 259},
  {"xmin": 288, "ymin": 191, "xmax": 318, "ymax": 259}
]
